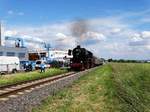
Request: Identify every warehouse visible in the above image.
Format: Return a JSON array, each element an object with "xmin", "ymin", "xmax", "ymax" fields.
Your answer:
[
  {"xmin": 28, "ymin": 49, "xmax": 47, "ymax": 61},
  {"xmin": 28, "ymin": 49, "xmax": 72, "ymax": 62},
  {"xmin": 0, "ymin": 23, "xmax": 28, "ymax": 61},
  {"xmin": 0, "ymin": 46, "xmax": 28, "ymax": 61}
]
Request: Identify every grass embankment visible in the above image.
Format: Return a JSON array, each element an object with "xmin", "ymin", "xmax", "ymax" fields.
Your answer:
[
  {"xmin": 33, "ymin": 63, "xmax": 150, "ymax": 112},
  {"xmin": 110, "ymin": 63, "xmax": 150, "ymax": 112},
  {"xmin": 33, "ymin": 65, "xmax": 119, "ymax": 112},
  {"xmin": 0, "ymin": 68, "xmax": 67, "ymax": 87}
]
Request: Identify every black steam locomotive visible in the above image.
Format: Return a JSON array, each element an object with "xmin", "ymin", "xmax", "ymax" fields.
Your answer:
[{"xmin": 68, "ymin": 45, "xmax": 103, "ymax": 71}]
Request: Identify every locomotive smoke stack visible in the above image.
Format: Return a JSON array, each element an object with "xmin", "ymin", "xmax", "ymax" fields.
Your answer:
[
  {"xmin": 77, "ymin": 45, "xmax": 81, "ymax": 48},
  {"xmin": 71, "ymin": 19, "xmax": 89, "ymax": 45}
]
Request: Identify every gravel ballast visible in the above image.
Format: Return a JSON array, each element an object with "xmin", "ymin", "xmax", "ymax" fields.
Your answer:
[{"xmin": 0, "ymin": 68, "xmax": 96, "ymax": 112}]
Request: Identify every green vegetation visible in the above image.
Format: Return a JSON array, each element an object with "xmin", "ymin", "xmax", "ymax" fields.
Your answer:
[
  {"xmin": 107, "ymin": 58, "xmax": 147, "ymax": 63},
  {"xmin": 0, "ymin": 68, "xmax": 67, "ymax": 87},
  {"xmin": 110, "ymin": 63, "xmax": 150, "ymax": 112},
  {"xmin": 33, "ymin": 63, "xmax": 150, "ymax": 112}
]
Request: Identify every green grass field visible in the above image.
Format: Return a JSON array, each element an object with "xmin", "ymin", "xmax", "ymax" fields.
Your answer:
[
  {"xmin": 0, "ymin": 68, "xmax": 67, "ymax": 87},
  {"xmin": 32, "ymin": 63, "xmax": 150, "ymax": 112}
]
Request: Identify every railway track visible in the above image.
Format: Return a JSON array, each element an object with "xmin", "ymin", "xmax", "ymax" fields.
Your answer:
[
  {"xmin": 0, "ymin": 72, "xmax": 76, "ymax": 99},
  {"xmin": 0, "ymin": 71, "xmax": 69, "ymax": 89}
]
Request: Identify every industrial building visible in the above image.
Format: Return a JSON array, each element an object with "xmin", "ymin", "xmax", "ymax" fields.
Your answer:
[
  {"xmin": 28, "ymin": 49, "xmax": 72, "ymax": 62},
  {"xmin": 28, "ymin": 49, "xmax": 47, "ymax": 61},
  {"xmin": 0, "ymin": 46, "xmax": 28, "ymax": 61},
  {"xmin": 48, "ymin": 49, "xmax": 72, "ymax": 62},
  {"xmin": 0, "ymin": 22, "xmax": 72, "ymax": 63},
  {"xmin": 0, "ymin": 22, "xmax": 28, "ymax": 61}
]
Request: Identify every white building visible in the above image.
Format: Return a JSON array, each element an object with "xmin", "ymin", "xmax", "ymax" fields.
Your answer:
[
  {"xmin": 0, "ymin": 23, "xmax": 28, "ymax": 61},
  {"xmin": 48, "ymin": 49, "xmax": 72, "ymax": 62},
  {"xmin": 0, "ymin": 46, "xmax": 28, "ymax": 61},
  {"xmin": 28, "ymin": 49, "xmax": 72, "ymax": 62}
]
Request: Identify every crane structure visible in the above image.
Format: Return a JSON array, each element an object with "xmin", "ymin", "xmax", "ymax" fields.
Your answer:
[
  {"xmin": 5, "ymin": 36, "xmax": 25, "ymax": 48},
  {"xmin": 5, "ymin": 36, "xmax": 51, "ymax": 61},
  {"xmin": 5, "ymin": 36, "xmax": 51, "ymax": 50}
]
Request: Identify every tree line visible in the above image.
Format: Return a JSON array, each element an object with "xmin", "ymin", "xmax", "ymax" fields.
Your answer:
[{"xmin": 107, "ymin": 59, "xmax": 148, "ymax": 63}]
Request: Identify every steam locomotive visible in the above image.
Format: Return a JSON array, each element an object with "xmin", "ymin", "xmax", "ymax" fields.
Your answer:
[{"xmin": 68, "ymin": 45, "xmax": 103, "ymax": 71}]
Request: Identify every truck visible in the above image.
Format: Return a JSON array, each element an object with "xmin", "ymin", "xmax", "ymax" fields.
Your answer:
[{"xmin": 0, "ymin": 56, "xmax": 20, "ymax": 75}]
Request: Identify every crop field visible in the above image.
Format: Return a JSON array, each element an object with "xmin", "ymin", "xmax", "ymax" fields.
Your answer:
[
  {"xmin": 32, "ymin": 63, "xmax": 150, "ymax": 112},
  {"xmin": 0, "ymin": 68, "xmax": 67, "ymax": 87}
]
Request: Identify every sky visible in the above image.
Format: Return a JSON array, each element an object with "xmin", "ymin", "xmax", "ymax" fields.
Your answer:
[{"xmin": 0, "ymin": 0, "xmax": 150, "ymax": 60}]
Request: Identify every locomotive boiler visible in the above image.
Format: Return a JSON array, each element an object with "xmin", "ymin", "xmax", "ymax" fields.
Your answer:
[{"xmin": 68, "ymin": 45, "xmax": 103, "ymax": 71}]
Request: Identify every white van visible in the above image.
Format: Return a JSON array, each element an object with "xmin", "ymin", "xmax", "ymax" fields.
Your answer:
[{"xmin": 0, "ymin": 56, "xmax": 20, "ymax": 74}]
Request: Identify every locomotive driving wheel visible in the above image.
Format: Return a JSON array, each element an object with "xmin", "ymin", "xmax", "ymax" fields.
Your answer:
[{"xmin": 80, "ymin": 63, "xmax": 85, "ymax": 71}]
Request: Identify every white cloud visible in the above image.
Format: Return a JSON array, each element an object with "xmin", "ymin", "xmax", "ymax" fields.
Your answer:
[
  {"xmin": 3, "ymin": 16, "xmax": 150, "ymax": 60},
  {"xmin": 128, "ymin": 31, "xmax": 150, "ymax": 60},
  {"xmin": 7, "ymin": 10, "xmax": 24, "ymax": 16},
  {"xmin": 80, "ymin": 31, "xmax": 106, "ymax": 46},
  {"xmin": 56, "ymin": 33, "xmax": 67, "ymax": 38},
  {"xmin": 4, "ymin": 30, "xmax": 18, "ymax": 36},
  {"xmin": 140, "ymin": 18, "xmax": 150, "ymax": 23},
  {"xmin": 89, "ymin": 17, "xmax": 128, "ymax": 29},
  {"xmin": 55, "ymin": 33, "xmax": 76, "ymax": 48},
  {"xmin": 85, "ymin": 31, "xmax": 106, "ymax": 41},
  {"xmin": 141, "ymin": 31, "xmax": 150, "ymax": 38},
  {"xmin": 129, "ymin": 31, "xmax": 150, "ymax": 47},
  {"xmin": 8, "ymin": 10, "xmax": 14, "ymax": 15},
  {"xmin": 18, "ymin": 12, "xmax": 24, "ymax": 16},
  {"xmin": 131, "ymin": 33, "xmax": 143, "ymax": 41},
  {"xmin": 111, "ymin": 28, "xmax": 121, "ymax": 33}
]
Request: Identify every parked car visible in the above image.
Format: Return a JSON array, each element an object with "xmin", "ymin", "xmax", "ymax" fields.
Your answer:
[
  {"xmin": 0, "ymin": 56, "xmax": 20, "ymax": 75},
  {"xmin": 20, "ymin": 61, "xmax": 36, "ymax": 72},
  {"xmin": 35, "ymin": 60, "xmax": 51, "ymax": 70}
]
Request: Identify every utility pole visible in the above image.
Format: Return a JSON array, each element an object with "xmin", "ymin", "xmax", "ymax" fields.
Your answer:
[{"xmin": 0, "ymin": 21, "xmax": 1, "ymax": 46}]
